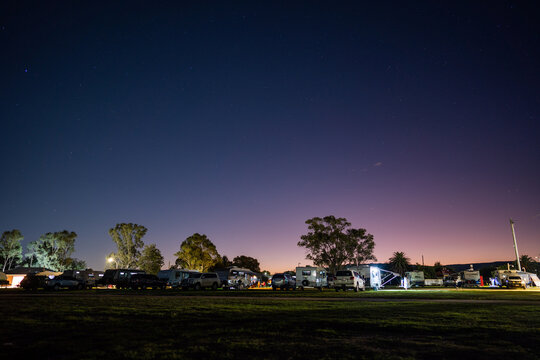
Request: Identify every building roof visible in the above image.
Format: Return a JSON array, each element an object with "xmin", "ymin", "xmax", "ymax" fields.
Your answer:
[{"xmin": 4, "ymin": 267, "xmax": 53, "ymax": 275}]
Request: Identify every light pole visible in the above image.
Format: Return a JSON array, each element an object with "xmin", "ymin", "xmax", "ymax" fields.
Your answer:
[{"xmin": 509, "ymin": 219, "xmax": 521, "ymax": 271}]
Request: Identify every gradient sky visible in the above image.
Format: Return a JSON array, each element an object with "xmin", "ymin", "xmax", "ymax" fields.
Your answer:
[{"xmin": 1, "ymin": 2, "xmax": 539, "ymax": 273}]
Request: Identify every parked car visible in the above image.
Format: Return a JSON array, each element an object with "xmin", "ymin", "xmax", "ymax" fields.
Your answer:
[
  {"xmin": 271, "ymin": 273, "xmax": 296, "ymax": 290},
  {"xmin": 19, "ymin": 274, "xmax": 49, "ymax": 290},
  {"xmin": 98, "ymin": 269, "xmax": 146, "ymax": 289},
  {"xmin": 157, "ymin": 269, "xmax": 198, "ymax": 288},
  {"xmin": 63, "ymin": 269, "xmax": 104, "ymax": 289},
  {"xmin": 184, "ymin": 272, "xmax": 220, "ymax": 290},
  {"xmin": 46, "ymin": 275, "xmax": 84, "ymax": 290},
  {"xmin": 334, "ymin": 270, "xmax": 365, "ymax": 292},
  {"xmin": 507, "ymin": 275, "xmax": 526, "ymax": 289},
  {"xmin": 129, "ymin": 274, "xmax": 167, "ymax": 290}
]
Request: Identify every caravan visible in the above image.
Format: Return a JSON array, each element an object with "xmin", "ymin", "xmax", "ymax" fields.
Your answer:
[
  {"xmin": 295, "ymin": 266, "xmax": 327, "ymax": 290},
  {"xmin": 460, "ymin": 266, "xmax": 481, "ymax": 287},
  {"xmin": 157, "ymin": 269, "xmax": 199, "ymax": 288},
  {"xmin": 216, "ymin": 267, "xmax": 257, "ymax": 290},
  {"xmin": 405, "ymin": 271, "xmax": 425, "ymax": 287}
]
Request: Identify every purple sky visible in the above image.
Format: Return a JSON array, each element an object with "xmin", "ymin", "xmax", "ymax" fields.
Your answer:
[{"xmin": 1, "ymin": 2, "xmax": 539, "ymax": 272}]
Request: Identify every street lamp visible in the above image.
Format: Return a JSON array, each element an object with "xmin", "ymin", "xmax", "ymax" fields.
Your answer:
[{"xmin": 107, "ymin": 256, "xmax": 118, "ymax": 269}]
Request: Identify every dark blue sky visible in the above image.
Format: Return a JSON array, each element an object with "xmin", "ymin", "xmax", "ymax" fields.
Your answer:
[{"xmin": 1, "ymin": 2, "xmax": 539, "ymax": 271}]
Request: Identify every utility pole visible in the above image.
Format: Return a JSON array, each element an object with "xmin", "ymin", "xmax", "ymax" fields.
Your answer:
[
  {"xmin": 510, "ymin": 219, "xmax": 521, "ymax": 271},
  {"xmin": 422, "ymin": 254, "xmax": 424, "ymax": 266}
]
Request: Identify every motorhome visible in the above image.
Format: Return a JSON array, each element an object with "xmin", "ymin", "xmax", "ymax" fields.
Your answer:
[
  {"xmin": 216, "ymin": 267, "xmax": 257, "ymax": 289},
  {"xmin": 405, "ymin": 271, "xmax": 425, "ymax": 287},
  {"xmin": 157, "ymin": 269, "xmax": 199, "ymax": 288},
  {"xmin": 295, "ymin": 266, "xmax": 327, "ymax": 290}
]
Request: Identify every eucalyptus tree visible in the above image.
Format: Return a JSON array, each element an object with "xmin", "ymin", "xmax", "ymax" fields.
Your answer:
[
  {"xmin": 232, "ymin": 255, "xmax": 261, "ymax": 272},
  {"xmin": 297, "ymin": 216, "xmax": 376, "ymax": 275},
  {"xmin": 0, "ymin": 230, "xmax": 23, "ymax": 271},
  {"xmin": 138, "ymin": 244, "xmax": 164, "ymax": 274},
  {"xmin": 28, "ymin": 231, "xmax": 78, "ymax": 271},
  {"xmin": 108, "ymin": 223, "xmax": 147, "ymax": 268},
  {"xmin": 174, "ymin": 233, "xmax": 220, "ymax": 272}
]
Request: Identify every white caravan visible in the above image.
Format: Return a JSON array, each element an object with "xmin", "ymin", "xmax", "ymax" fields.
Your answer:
[
  {"xmin": 405, "ymin": 271, "xmax": 425, "ymax": 287},
  {"xmin": 296, "ymin": 266, "xmax": 327, "ymax": 290},
  {"xmin": 157, "ymin": 269, "xmax": 199, "ymax": 288}
]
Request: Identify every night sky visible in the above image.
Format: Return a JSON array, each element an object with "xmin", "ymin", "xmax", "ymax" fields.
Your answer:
[{"xmin": 1, "ymin": 2, "xmax": 539, "ymax": 272}]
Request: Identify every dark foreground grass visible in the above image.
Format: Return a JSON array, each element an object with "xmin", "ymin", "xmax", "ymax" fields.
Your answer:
[{"xmin": 1, "ymin": 292, "xmax": 539, "ymax": 360}]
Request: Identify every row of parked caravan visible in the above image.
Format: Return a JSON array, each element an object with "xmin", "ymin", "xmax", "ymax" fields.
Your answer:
[{"xmin": 17, "ymin": 266, "xmax": 370, "ymax": 292}]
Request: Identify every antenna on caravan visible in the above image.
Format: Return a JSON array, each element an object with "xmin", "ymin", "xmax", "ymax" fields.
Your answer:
[{"xmin": 509, "ymin": 219, "xmax": 521, "ymax": 271}]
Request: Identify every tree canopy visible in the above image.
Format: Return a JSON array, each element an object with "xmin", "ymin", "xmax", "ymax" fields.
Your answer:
[
  {"xmin": 0, "ymin": 230, "xmax": 24, "ymax": 272},
  {"xmin": 297, "ymin": 215, "xmax": 376, "ymax": 275},
  {"xmin": 28, "ymin": 231, "xmax": 78, "ymax": 271},
  {"xmin": 388, "ymin": 251, "xmax": 411, "ymax": 276},
  {"xmin": 108, "ymin": 223, "xmax": 147, "ymax": 268},
  {"xmin": 138, "ymin": 244, "xmax": 164, "ymax": 274},
  {"xmin": 174, "ymin": 233, "xmax": 220, "ymax": 272},
  {"xmin": 233, "ymin": 255, "xmax": 261, "ymax": 272}
]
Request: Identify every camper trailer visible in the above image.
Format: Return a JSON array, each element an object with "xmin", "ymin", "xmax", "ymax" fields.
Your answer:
[
  {"xmin": 295, "ymin": 266, "xmax": 327, "ymax": 290},
  {"xmin": 405, "ymin": 271, "xmax": 425, "ymax": 287},
  {"xmin": 157, "ymin": 269, "xmax": 199, "ymax": 288},
  {"xmin": 460, "ymin": 266, "xmax": 481, "ymax": 287},
  {"xmin": 216, "ymin": 267, "xmax": 257, "ymax": 289}
]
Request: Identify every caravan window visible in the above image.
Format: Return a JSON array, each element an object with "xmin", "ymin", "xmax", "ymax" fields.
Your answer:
[
  {"xmin": 336, "ymin": 271, "xmax": 352, "ymax": 277},
  {"xmin": 302, "ymin": 270, "xmax": 313, "ymax": 276}
]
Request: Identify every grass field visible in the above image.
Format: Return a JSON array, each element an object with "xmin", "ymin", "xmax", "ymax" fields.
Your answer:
[{"xmin": 1, "ymin": 288, "xmax": 539, "ymax": 359}]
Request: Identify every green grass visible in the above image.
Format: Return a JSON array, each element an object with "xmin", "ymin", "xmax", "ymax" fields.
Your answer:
[
  {"xmin": 12, "ymin": 286, "xmax": 536, "ymax": 301},
  {"xmin": 1, "ymin": 290, "xmax": 539, "ymax": 359}
]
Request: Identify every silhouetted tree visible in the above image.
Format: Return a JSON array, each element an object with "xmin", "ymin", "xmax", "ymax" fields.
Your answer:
[
  {"xmin": 519, "ymin": 254, "xmax": 534, "ymax": 272},
  {"xmin": 64, "ymin": 258, "xmax": 87, "ymax": 270},
  {"xmin": 297, "ymin": 216, "xmax": 376, "ymax": 275},
  {"xmin": 233, "ymin": 255, "xmax": 261, "ymax": 272},
  {"xmin": 388, "ymin": 251, "xmax": 410, "ymax": 276},
  {"xmin": 138, "ymin": 244, "xmax": 164, "ymax": 274}
]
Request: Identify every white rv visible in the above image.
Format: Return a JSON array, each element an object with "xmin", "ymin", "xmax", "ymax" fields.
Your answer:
[{"xmin": 296, "ymin": 266, "xmax": 327, "ymax": 290}]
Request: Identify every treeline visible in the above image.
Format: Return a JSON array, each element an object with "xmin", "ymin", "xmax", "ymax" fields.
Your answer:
[
  {"xmin": 107, "ymin": 224, "xmax": 263, "ymax": 274},
  {"xmin": 0, "ymin": 230, "xmax": 86, "ymax": 272},
  {"xmin": 1, "ymin": 215, "xmax": 379, "ymax": 276}
]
